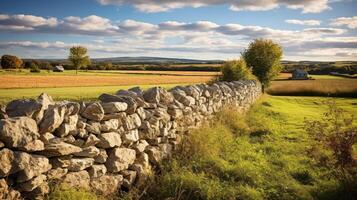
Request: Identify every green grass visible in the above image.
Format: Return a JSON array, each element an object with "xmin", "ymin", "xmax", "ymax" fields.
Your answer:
[
  {"xmin": 139, "ymin": 95, "xmax": 357, "ymax": 200},
  {"xmin": 0, "ymin": 83, "xmax": 184, "ymax": 105}
]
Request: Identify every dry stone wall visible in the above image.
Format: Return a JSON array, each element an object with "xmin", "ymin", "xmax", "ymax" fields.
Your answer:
[{"xmin": 0, "ymin": 80, "xmax": 261, "ymax": 199}]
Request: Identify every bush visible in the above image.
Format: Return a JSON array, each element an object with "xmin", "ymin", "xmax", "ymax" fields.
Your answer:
[
  {"xmin": 48, "ymin": 186, "xmax": 100, "ymax": 200},
  {"xmin": 220, "ymin": 59, "xmax": 254, "ymax": 81},
  {"xmin": 1, "ymin": 55, "xmax": 23, "ymax": 69}
]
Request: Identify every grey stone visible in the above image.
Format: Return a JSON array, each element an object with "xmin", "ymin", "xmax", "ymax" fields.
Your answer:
[
  {"xmin": 62, "ymin": 170, "xmax": 90, "ymax": 189},
  {"xmin": 41, "ymin": 142, "xmax": 82, "ymax": 157},
  {"xmin": 83, "ymin": 134, "xmax": 100, "ymax": 147},
  {"xmin": 39, "ymin": 104, "xmax": 66, "ymax": 134},
  {"xmin": 0, "ymin": 117, "xmax": 40, "ymax": 150},
  {"xmin": 90, "ymin": 174, "xmax": 123, "ymax": 196},
  {"xmin": 122, "ymin": 129, "xmax": 139, "ymax": 144},
  {"xmin": 18, "ymin": 174, "xmax": 46, "ymax": 192},
  {"xmin": 100, "ymin": 119, "xmax": 119, "ymax": 132},
  {"xmin": 106, "ymin": 147, "xmax": 136, "ymax": 173},
  {"xmin": 88, "ymin": 164, "xmax": 107, "ymax": 178},
  {"xmin": 67, "ymin": 158, "xmax": 94, "ymax": 171},
  {"xmin": 101, "ymin": 102, "xmax": 128, "ymax": 114},
  {"xmin": 74, "ymin": 146, "xmax": 100, "ymax": 157},
  {"xmin": 82, "ymin": 102, "xmax": 104, "ymax": 121},
  {"xmin": 85, "ymin": 121, "xmax": 101, "ymax": 134},
  {"xmin": 47, "ymin": 168, "xmax": 68, "ymax": 180},
  {"xmin": 94, "ymin": 149, "xmax": 108, "ymax": 164}
]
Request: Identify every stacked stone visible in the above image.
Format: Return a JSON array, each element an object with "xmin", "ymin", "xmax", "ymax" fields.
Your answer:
[{"xmin": 0, "ymin": 80, "xmax": 261, "ymax": 199}]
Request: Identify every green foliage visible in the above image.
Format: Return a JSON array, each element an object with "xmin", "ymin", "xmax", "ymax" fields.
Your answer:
[
  {"xmin": 48, "ymin": 186, "xmax": 101, "ymax": 200},
  {"xmin": 68, "ymin": 46, "xmax": 91, "ymax": 74},
  {"xmin": 243, "ymin": 39, "xmax": 283, "ymax": 87},
  {"xmin": 29, "ymin": 62, "xmax": 41, "ymax": 73},
  {"xmin": 220, "ymin": 59, "xmax": 254, "ymax": 81},
  {"xmin": 0, "ymin": 55, "xmax": 23, "ymax": 69}
]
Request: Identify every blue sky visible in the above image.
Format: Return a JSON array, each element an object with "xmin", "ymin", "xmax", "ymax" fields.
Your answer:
[{"xmin": 0, "ymin": 0, "xmax": 357, "ymax": 61}]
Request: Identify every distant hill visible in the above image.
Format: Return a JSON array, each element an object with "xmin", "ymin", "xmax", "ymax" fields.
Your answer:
[{"xmin": 34, "ymin": 56, "xmax": 223, "ymax": 64}]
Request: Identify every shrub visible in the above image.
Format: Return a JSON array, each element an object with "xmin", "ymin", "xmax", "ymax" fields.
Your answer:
[
  {"xmin": 220, "ymin": 59, "xmax": 254, "ymax": 81},
  {"xmin": 243, "ymin": 39, "xmax": 283, "ymax": 90},
  {"xmin": 48, "ymin": 186, "xmax": 100, "ymax": 200},
  {"xmin": 1, "ymin": 55, "xmax": 23, "ymax": 69}
]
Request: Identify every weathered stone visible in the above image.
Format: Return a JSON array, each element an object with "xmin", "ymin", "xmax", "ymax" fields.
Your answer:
[
  {"xmin": 0, "ymin": 141, "xmax": 4, "ymax": 148},
  {"xmin": 93, "ymin": 149, "xmax": 107, "ymax": 164},
  {"xmin": 18, "ymin": 174, "xmax": 46, "ymax": 192},
  {"xmin": 47, "ymin": 168, "xmax": 68, "ymax": 180},
  {"xmin": 41, "ymin": 142, "xmax": 82, "ymax": 157},
  {"xmin": 100, "ymin": 119, "xmax": 119, "ymax": 132},
  {"xmin": 74, "ymin": 146, "xmax": 100, "ymax": 157},
  {"xmin": 0, "ymin": 148, "xmax": 15, "ymax": 177},
  {"xmin": 83, "ymin": 134, "xmax": 100, "ymax": 147},
  {"xmin": 136, "ymin": 107, "xmax": 146, "ymax": 120},
  {"xmin": 85, "ymin": 121, "xmax": 101, "ymax": 135},
  {"xmin": 21, "ymin": 139, "xmax": 44, "ymax": 152},
  {"xmin": 88, "ymin": 164, "xmax": 107, "ymax": 178},
  {"xmin": 62, "ymin": 170, "xmax": 90, "ymax": 189},
  {"xmin": 121, "ymin": 170, "xmax": 137, "ymax": 188},
  {"xmin": 55, "ymin": 115, "xmax": 78, "ymax": 137},
  {"xmin": 143, "ymin": 87, "xmax": 174, "ymax": 105},
  {"xmin": 81, "ymin": 103, "xmax": 104, "ymax": 121},
  {"xmin": 64, "ymin": 102, "xmax": 80, "ymax": 116},
  {"xmin": 167, "ymin": 108, "xmax": 183, "ymax": 119},
  {"xmin": 5, "ymin": 99, "xmax": 41, "ymax": 118},
  {"xmin": 99, "ymin": 94, "xmax": 137, "ymax": 114},
  {"xmin": 50, "ymin": 156, "xmax": 72, "ymax": 168},
  {"xmin": 67, "ymin": 158, "xmax": 94, "ymax": 171},
  {"xmin": 90, "ymin": 174, "xmax": 123, "ymax": 196},
  {"xmin": 102, "ymin": 112, "xmax": 126, "ymax": 121},
  {"xmin": 122, "ymin": 113, "xmax": 141, "ymax": 130},
  {"xmin": 0, "ymin": 117, "xmax": 40, "ymax": 150},
  {"xmin": 16, "ymin": 152, "xmax": 52, "ymax": 183},
  {"xmin": 106, "ymin": 147, "xmax": 136, "ymax": 173},
  {"xmin": 0, "ymin": 179, "xmax": 21, "ymax": 200},
  {"xmin": 134, "ymin": 140, "xmax": 149, "ymax": 153},
  {"xmin": 122, "ymin": 129, "xmax": 139, "ymax": 144},
  {"xmin": 23, "ymin": 182, "xmax": 49, "ymax": 199},
  {"xmin": 171, "ymin": 90, "xmax": 195, "ymax": 106},
  {"xmin": 146, "ymin": 146, "xmax": 164, "ymax": 165},
  {"xmin": 39, "ymin": 132, "xmax": 56, "ymax": 144},
  {"xmin": 96, "ymin": 132, "xmax": 122, "ymax": 149},
  {"xmin": 128, "ymin": 86, "xmax": 143, "ymax": 97},
  {"xmin": 39, "ymin": 104, "xmax": 66, "ymax": 134},
  {"xmin": 101, "ymin": 102, "xmax": 128, "ymax": 114}
]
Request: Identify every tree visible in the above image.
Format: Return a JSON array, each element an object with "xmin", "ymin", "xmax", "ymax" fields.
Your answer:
[
  {"xmin": 242, "ymin": 39, "xmax": 283, "ymax": 92},
  {"xmin": 220, "ymin": 59, "xmax": 254, "ymax": 81},
  {"xmin": 68, "ymin": 46, "xmax": 90, "ymax": 74},
  {"xmin": 1, "ymin": 55, "xmax": 23, "ymax": 69}
]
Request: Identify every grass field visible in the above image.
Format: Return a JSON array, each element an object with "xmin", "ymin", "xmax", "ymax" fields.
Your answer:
[{"xmin": 139, "ymin": 95, "xmax": 357, "ymax": 200}]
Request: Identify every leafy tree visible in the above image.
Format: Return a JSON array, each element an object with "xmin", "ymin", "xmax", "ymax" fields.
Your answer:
[
  {"xmin": 0, "ymin": 55, "xmax": 23, "ymax": 69},
  {"xmin": 220, "ymin": 59, "xmax": 254, "ymax": 81},
  {"xmin": 243, "ymin": 39, "xmax": 283, "ymax": 92},
  {"xmin": 68, "ymin": 46, "xmax": 90, "ymax": 74}
]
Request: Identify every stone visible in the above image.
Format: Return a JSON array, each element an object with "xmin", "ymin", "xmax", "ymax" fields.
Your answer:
[
  {"xmin": 96, "ymin": 132, "xmax": 122, "ymax": 149},
  {"xmin": 100, "ymin": 119, "xmax": 120, "ymax": 132},
  {"xmin": 121, "ymin": 170, "xmax": 137, "ymax": 188},
  {"xmin": 143, "ymin": 87, "xmax": 174, "ymax": 105},
  {"xmin": 74, "ymin": 146, "xmax": 100, "ymax": 157},
  {"xmin": 136, "ymin": 107, "xmax": 146, "ymax": 120},
  {"xmin": 83, "ymin": 134, "xmax": 100, "ymax": 147},
  {"xmin": 0, "ymin": 117, "xmax": 40, "ymax": 150},
  {"xmin": 18, "ymin": 174, "xmax": 46, "ymax": 192},
  {"xmin": 67, "ymin": 158, "xmax": 94, "ymax": 171},
  {"xmin": 55, "ymin": 115, "xmax": 78, "ymax": 137},
  {"xmin": 39, "ymin": 132, "xmax": 56, "ymax": 144},
  {"xmin": 50, "ymin": 156, "xmax": 72, "ymax": 168},
  {"xmin": 5, "ymin": 99, "xmax": 41, "ymax": 118},
  {"xmin": 16, "ymin": 152, "xmax": 52, "ymax": 183},
  {"xmin": 168, "ymin": 108, "xmax": 183, "ymax": 119},
  {"xmin": 106, "ymin": 147, "xmax": 136, "ymax": 173},
  {"xmin": 81, "ymin": 102, "xmax": 104, "ymax": 121},
  {"xmin": 23, "ymin": 182, "xmax": 49, "ymax": 199},
  {"xmin": 122, "ymin": 129, "xmax": 139, "ymax": 144},
  {"xmin": 101, "ymin": 102, "xmax": 128, "ymax": 114},
  {"xmin": 128, "ymin": 86, "xmax": 143, "ymax": 97},
  {"xmin": 0, "ymin": 179, "xmax": 21, "ymax": 200},
  {"xmin": 94, "ymin": 149, "xmax": 108, "ymax": 164},
  {"xmin": 122, "ymin": 113, "xmax": 141, "ymax": 130},
  {"xmin": 21, "ymin": 139, "xmax": 44, "ymax": 152},
  {"xmin": 99, "ymin": 94, "xmax": 137, "ymax": 114},
  {"xmin": 102, "ymin": 112, "xmax": 126, "ymax": 121},
  {"xmin": 90, "ymin": 174, "xmax": 123, "ymax": 196},
  {"xmin": 85, "ymin": 121, "xmax": 101, "ymax": 134},
  {"xmin": 62, "ymin": 170, "xmax": 90, "ymax": 189},
  {"xmin": 134, "ymin": 140, "xmax": 149, "ymax": 153},
  {"xmin": 0, "ymin": 148, "xmax": 15, "ymax": 177},
  {"xmin": 47, "ymin": 168, "xmax": 68, "ymax": 180},
  {"xmin": 65, "ymin": 102, "xmax": 80, "ymax": 116},
  {"xmin": 171, "ymin": 90, "xmax": 195, "ymax": 107},
  {"xmin": 39, "ymin": 104, "xmax": 66, "ymax": 134},
  {"xmin": 41, "ymin": 142, "xmax": 82, "ymax": 157},
  {"xmin": 0, "ymin": 141, "xmax": 4, "ymax": 148},
  {"xmin": 146, "ymin": 146, "xmax": 164, "ymax": 165},
  {"xmin": 88, "ymin": 164, "xmax": 107, "ymax": 178}
]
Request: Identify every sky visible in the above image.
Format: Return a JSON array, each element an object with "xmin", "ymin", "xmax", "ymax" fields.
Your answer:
[{"xmin": 0, "ymin": 0, "xmax": 357, "ymax": 61}]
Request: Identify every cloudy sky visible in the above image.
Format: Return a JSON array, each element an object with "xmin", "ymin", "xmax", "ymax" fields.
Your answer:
[{"xmin": 0, "ymin": 0, "xmax": 357, "ymax": 61}]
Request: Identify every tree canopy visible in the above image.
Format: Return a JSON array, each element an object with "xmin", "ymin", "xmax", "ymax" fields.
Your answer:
[
  {"xmin": 68, "ymin": 46, "xmax": 90, "ymax": 74},
  {"xmin": 242, "ymin": 39, "xmax": 283, "ymax": 88},
  {"xmin": 220, "ymin": 58, "xmax": 254, "ymax": 81},
  {"xmin": 1, "ymin": 55, "xmax": 23, "ymax": 69}
]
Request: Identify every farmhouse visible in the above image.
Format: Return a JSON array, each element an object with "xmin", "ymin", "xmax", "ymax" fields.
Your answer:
[
  {"xmin": 53, "ymin": 65, "xmax": 64, "ymax": 72},
  {"xmin": 291, "ymin": 69, "xmax": 309, "ymax": 80}
]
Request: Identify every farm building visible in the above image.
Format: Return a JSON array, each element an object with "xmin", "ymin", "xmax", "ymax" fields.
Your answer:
[
  {"xmin": 291, "ymin": 69, "xmax": 309, "ymax": 80},
  {"xmin": 53, "ymin": 65, "xmax": 64, "ymax": 72}
]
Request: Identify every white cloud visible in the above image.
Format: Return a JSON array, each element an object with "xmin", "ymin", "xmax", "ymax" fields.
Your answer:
[
  {"xmin": 97, "ymin": 0, "xmax": 331, "ymax": 13},
  {"xmin": 0, "ymin": 14, "xmax": 57, "ymax": 31},
  {"xmin": 285, "ymin": 19, "xmax": 321, "ymax": 26},
  {"xmin": 330, "ymin": 16, "xmax": 357, "ymax": 29}
]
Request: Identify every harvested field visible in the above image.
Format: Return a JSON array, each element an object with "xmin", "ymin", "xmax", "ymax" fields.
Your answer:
[
  {"xmin": 267, "ymin": 79, "xmax": 357, "ymax": 97},
  {"xmin": 0, "ymin": 70, "xmax": 216, "ymax": 89}
]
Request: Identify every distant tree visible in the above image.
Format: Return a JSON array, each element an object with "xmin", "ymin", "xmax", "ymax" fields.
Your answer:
[
  {"xmin": 104, "ymin": 62, "xmax": 113, "ymax": 70},
  {"xmin": 220, "ymin": 59, "xmax": 254, "ymax": 81},
  {"xmin": 68, "ymin": 46, "xmax": 90, "ymax": 74},
  {"xmin": 243, "ymin": 39, "xmax": 283, "ymax": 92},
  {"xmin": 1, "ymin": 55, "xmax": 23, "ymax": 69}
]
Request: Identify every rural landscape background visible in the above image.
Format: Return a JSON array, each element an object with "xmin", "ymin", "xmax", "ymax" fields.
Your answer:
[{"xmin": 0, "ymin": 0, "xmax": 356, "ymax": 199}]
